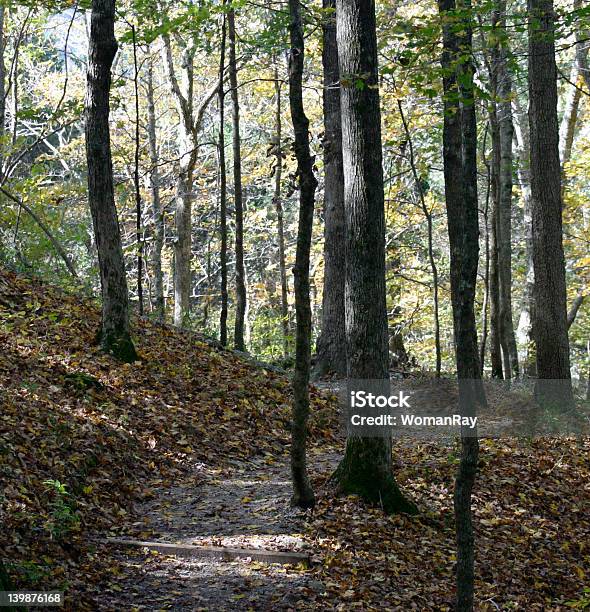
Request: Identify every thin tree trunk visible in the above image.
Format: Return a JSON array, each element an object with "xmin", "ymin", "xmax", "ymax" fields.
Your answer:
[
  {"xmin": 85, "ymin": 0, "xmax": 137, "ymax": 362},
  {"xmin": 273, "ymin": 65, "xmax": 289, "ymax": 357},
  {"xmin": 528, "ymin": 0, "xmax": 574, "ymax": 407},
  {"xmin": 10, "ymin": 39, "xmax": 17, "ymax": 146},
  {"xmin": 332, "ymin": 0, "xmax": 416, "ymax": 516},
  {"xmin": 480, "ymin": 124, "xmax": 491, "ymax": 374},
  {"xmin": 513, "ymin": 100, "xmax": 536, "ymax": 375},
  {"xmin": 287, "ymin": 0, "xmax": 316, "ymax": 509},
  {"xmin": 567, "ymin": 293, "xmax": 585, "ymax": 329},
  {"xmin": 559, "ymin": 0, "xmax": 589, "ymax": 174},
  {"xmin": 439, "ymin": 0, "xmax": 484, "ymax": 607},
  {"xmin": 397, "ymin": 100, "xmax": 441, "ymax": 377},
  {"xmin": 161, "ymin": 34, "xmax": 196, "ymax": 327},
  {"xmin": 0, "ymin": 5, "xmax": 6, "ymax": 180},
  {"xmin": 218, "ymin": 12, "xmax": 228, "ymax": 346},
  {"xmin": 314, "ymin": 0, "xmax": 346, "ymax": 378},
  {"xmin": 489, "ymin": 110, "xmax": 503, "ymax": 378},
  {"xmin": 131, "ymin": 25, "xmax": 143, "ymax": 316},
  {"xmin": 146, "ymin": 48, "xmax": 164, "ymax": 322},
  {"xmin": 495, "ymin": 1, "xmax": 519, "ymax": 379},
  {"xmin": 228, "ymin": 8, "xmax": 247, "ymax": 351}
]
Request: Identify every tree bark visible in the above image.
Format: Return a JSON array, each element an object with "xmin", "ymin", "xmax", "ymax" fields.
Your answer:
[
  {"xmin": 131, "ymin": 25, "xmax": 143, "ymax": 316},
  {"xmin": 439, "ymin": 0, "xmax": 484, "ymax": 607},
  {"xmin": 287, "ymin": 0, "xmax": 316, "ymax": 509},
  {"xmin": 480, "ymin": 126, "xmax": 491, "ymax": 374},
  {"xmin": 528, "ymin": 0, "xmax": 574, "ymax": 407},
  {"xmin": 488, "ymin": 110, "xmax": 503, "ymax": 378},
  {"xmin": 85, "ymin": 0, "xmax": 137, "ymax": 362},
  {"xmin": 273, "ymin": 65, "xmax": 290, "ymax": 357},
  {"xmin": 162, "ymin": 34, "xmax": 196, "ymax": 327},
  {"xmin": 567, "ymin": 292, "xmax": 585, "ymax": 329},
  {"xmin": 331, "ymin": 0, "xmax": 416, "ymax": 515},
  {"xmin": 0, "ymin": 5, "xmax": 6, "ymax": 180},
  {"xmin": 228, "ymin": 8, "xmax": 247, "ymax": 352},
  {"xmin": 146, "ymin": 48, "xmax": 164, "ymax": 322},
  {"xmin": 218, "ymin": 12, "xmax": 228, "ymax": 346},
  {"xmin": 314, "ymin": 0, "xmax": 346, "ymax": 378},
  {"xmin": 513, "ymin": 100, "xmax": 536, "ymax": 375},
  {"xmin": 495, "ymin": 1, "xmax": 519, "ymax": 379},
  {"xmin": 559, "ymin": 0, "xmax": 589, "ymax": 174}
]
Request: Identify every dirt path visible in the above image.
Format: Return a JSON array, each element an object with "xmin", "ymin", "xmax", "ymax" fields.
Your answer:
[{"xmin": 97, "ymin": 448, "xmax": 339, "ymax": 611}]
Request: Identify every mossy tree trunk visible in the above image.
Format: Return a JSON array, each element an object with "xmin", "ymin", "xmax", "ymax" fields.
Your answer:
[
  {"xmin": 332, "ymin": 0, "xmax": 416, "ymax": 516},
  {"xmin": 85, "ymin": 0, "xmax": 137, "ymax": 362}
]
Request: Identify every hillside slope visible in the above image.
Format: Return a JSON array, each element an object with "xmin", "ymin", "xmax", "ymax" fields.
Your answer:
[{"xmin": 0, "ymin": 268, "xmax": 337, "ymax": 605}]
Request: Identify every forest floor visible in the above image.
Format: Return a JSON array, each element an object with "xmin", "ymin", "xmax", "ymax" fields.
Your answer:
[{"xmin": 1, "ymin": 267, "xmax": 590, "ymax": 611}]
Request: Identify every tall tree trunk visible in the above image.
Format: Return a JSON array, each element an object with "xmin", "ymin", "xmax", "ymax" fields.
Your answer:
[
  {"xmin": 0, "ymin": 5, "xmax": 6, "ymax": 180},
  {"xmin": 495, "ymin": 1, "xmax": 519, "ymax": 379},
  {"xmin": 146, "ymin": 49, "xmax": 164, "ymax": 322},
  {"xmin": 397, "ymin": 99, "xmax": 441, "ymax": 377},
  {"xmin": 273, "ymin": 65, "xmax": 290, "ymax": 357},
  {"xmin": 314, "ymin": 0, "xmax": 346, "ymax": 378},
  {"xmin": 439, "ymin": 0, "xmax": 484, "ymax": 607},
  {"xmin": 528, "ymin": 0, "xmax": 574, "ymax": 407},
  {"xmin": 85, "ymin": 0, "xmax": 137, "ymax": 362},
  {"xmin": 489, "ymin": 111, "xmax": 503, "ymax": 378},
  {"xmin": 228, "ymin": 8, "xmax": 247, "ymax": 351},
  {"xmin": 287, "ymin": 0, "xmax": 316, "ymax": 509},
  {"xmin": 218, "ymin": 12, "xmax": 228, "ymax": 346},
  {"xmin": 332, "ymin": 0, "xmax": 416, "ymax": 516},
  {"xmin": 480, "ymin": 124, "xmax": 492, "ymax": 373},
  {"xmin": 513, "ymin": 100, "xmax": 536, "ymax": 375},
  {"xmin": 161, "ymin": 35, "xmax": 197, "ymax": 327},
  {"xmin": 131, "ymin": 25, "xmax": 143, "ymax": 316},
  {"xmin": 559, "ymin": 0, "xmax": 589, "ymax": 175}
]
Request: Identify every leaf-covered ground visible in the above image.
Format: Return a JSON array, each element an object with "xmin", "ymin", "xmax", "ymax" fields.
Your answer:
[{"xmin": 1, "ymin": 268, "xmax": 589, "ymax": 610}]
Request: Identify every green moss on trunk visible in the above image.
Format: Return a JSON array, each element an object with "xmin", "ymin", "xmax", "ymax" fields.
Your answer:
[
  {"xmin": 99, "ymin": 329, "xmax": 138, "ymax": 363},
  {"xmin": 332, "ymin": 437, "xmax": 418, "ymax": 515}
]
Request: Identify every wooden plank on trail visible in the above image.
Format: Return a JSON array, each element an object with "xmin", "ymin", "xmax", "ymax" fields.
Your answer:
[{"xmin": 106, "ymin": 538, "xmax": 310, "ymax": 566}]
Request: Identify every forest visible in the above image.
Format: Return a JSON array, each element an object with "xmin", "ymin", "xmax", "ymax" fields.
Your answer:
[{"xmin": 0, "ymin": 0, "xmax": 589, "ymax": 609}]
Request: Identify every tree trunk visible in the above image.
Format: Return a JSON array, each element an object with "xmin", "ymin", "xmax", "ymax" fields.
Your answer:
[
  {"xmin": 85, "ymin": 0, "xmax": 137, "ymax": 362},
  {"xmin": 559, "ymin": 0, "xmax": 589, "ymax": 174},
  {"xmin": 439, "ymin": 0, "xmax": 484, "ymax": 607},
  {"xmin": 567, "ymin": 293, "xmax": 585, "ymax": 329},
  {"xmin": 488, "ymin": 111, "xmax": 503, "ymax": 378},
  {"xmin": 480, "ymin": 124, "xmax": 492, "ymax": 374},
  {"xmin": 314, "ymin": 0, "xmax": 346, "ymax": 378},
  {"xmin": 228, "ymin": 8, "xmax": 247, "ymax": 352},
  {"xmin": 146, "ymin": 49, "xmax": 164, "ymax": 322},
  {"xmin": 161, "ymin": 35, "xmax": 197, "ymax": 327},
  {"xmin": 273, "ymin": 65, "xmax": 290, "ymax": 357},
  {"xmin": 0, "ymin": 5, "xmax": 6, "ymax": 180},
  {"xmin": 287, "ymin": 0, "xmax": 316, "ymax": 509},
  {"xmin": 495, "ymin": 2, "xmax": 519, "ymax": 379},
  {"xmin": 331, "ymin": 0, "xmax": 416, "ymax": 516},
  {"xmin": 131, "ymin": 25, "xmax": 143, "ymax": 316},
  {"xmin": 513, "ymin": 100, "xmax": 536, "ymax": 375},
  {"xmin": 218, "ymin": 11, "xmax": 228, "ymax": 346},
  {"xmin": 528, "ymin": 0, "xmax": 574, "ymax": 407},
  {"xmin": 397, "ymin": 99, "xmax": 441, "ymax": 376}
]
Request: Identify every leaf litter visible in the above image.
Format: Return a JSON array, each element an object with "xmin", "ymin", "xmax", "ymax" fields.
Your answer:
[{"xmin": 1, "ymin": 268, "xmax": 589, "ymax": 610}]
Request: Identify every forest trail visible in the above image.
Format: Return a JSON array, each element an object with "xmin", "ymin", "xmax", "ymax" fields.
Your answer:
[
  {"xmin": 100, "ymin": 449, "xmax": 339, "ymax": 611},
  {"xmin": 2, "ymin": 269, "xmax": 590, "ymax": 610}
]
